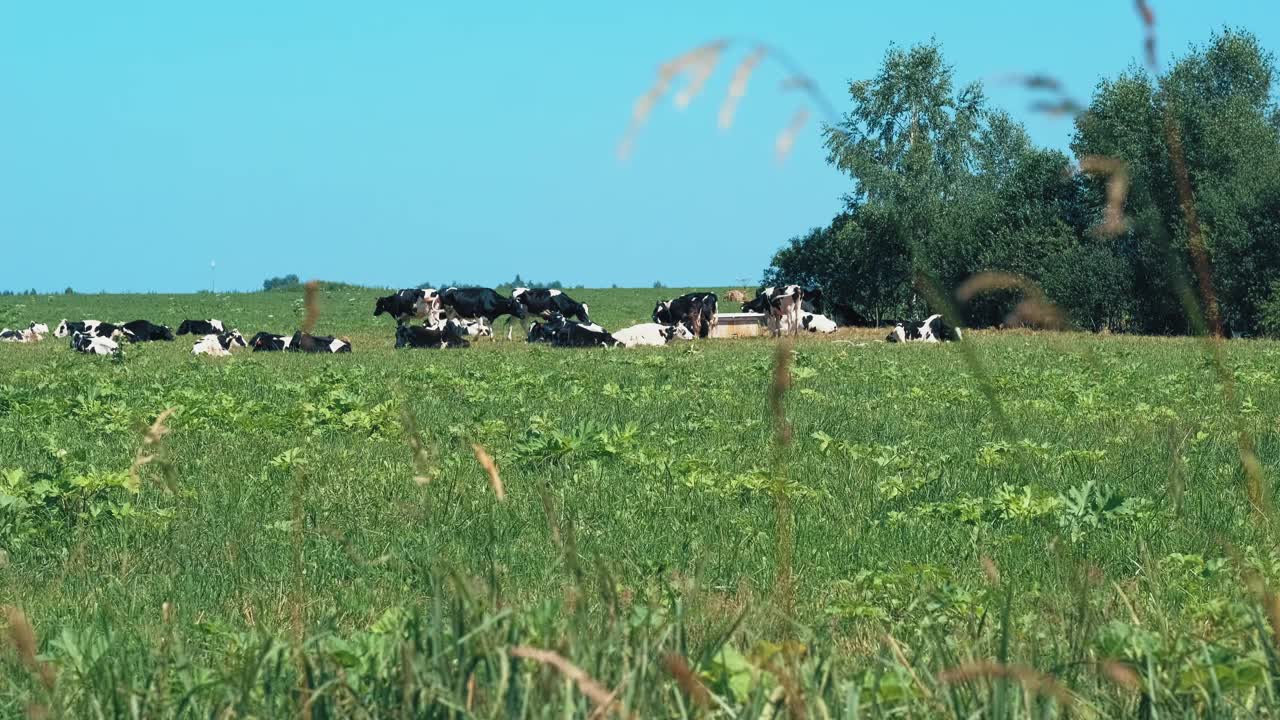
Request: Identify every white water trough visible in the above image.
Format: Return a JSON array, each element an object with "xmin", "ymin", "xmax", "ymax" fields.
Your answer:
[{"xmin": 711, "ymin": 312, "xmax": 769, "ymax": 338}]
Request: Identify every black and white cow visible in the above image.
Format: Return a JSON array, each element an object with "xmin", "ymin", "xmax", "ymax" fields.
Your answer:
[
  {"xmin": 438, "ymin": 288, "xmax": 527, "ymax": 323},
  {"xmin": 0, "ymin": 328, "xmax": 39, "ymax": 343},
  {"xmin": 526, "ymin": 313, "xmax": 608, "ymax": 343},
  {"xmin": 652, "ymin": 292, "xmax": 718, "ymax": 338},
  {"xmin": 28, "ymin": 322, "xmax": 49, "ymax": 336},
  {"xmin": 374, "ymin": 288, "xmax": 440, "ymax": 324},
  {"xmin": 395, "ymin": 322, "xmax": 471, "ymax": 349},
  {"xmin": 70, "ymin": 331, "xmax": 120, "ymax": 356},
  {"xmin": 800, "ymin": 287, "xmax": 824, "ymax": 314},
  {"xmin": 56, "ymin": 319, "xmax": 122, "ymax": 339},
  {"xmin": 511, "ymin": 288, "xmax": 591, "ymax": 324},
  {"xmin": 249, "ymin": 332, "xmax": 293, "ymax": 352},
  {"xmin": 778, "ymin": 312, "xmax": 838, "ymax": 334},
  {"xmin": 548, "ymin": 322, "xmax": 621, "ymax": 348},
  {"xmin": 743, "ymin": 286, "xmax": 804, "ymax": 336},
  {"xmin": 177, "ymin": 319, "xmax": 225, "ymax": 336},
  {"xmin": 611, "ymin": 322, "xmax": 695, "ymax": 348},
  {"xmin": 121, "ymin": 320, "xmax": 175, "ymax": 342},
  {"xmin": 886, "ymin": 314, "xmax": 963, "ymax": 343},
  {"xmin": 192, "ymin": 331, "xmax": 247, "ymax": 356},
  {"xmin": 290, "ymin": 331, "xmax": 352, "ymax": 353}
]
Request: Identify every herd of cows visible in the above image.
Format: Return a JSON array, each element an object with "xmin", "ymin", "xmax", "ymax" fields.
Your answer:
[{"xmin": 0, "ymin": 284, "xmax": 963, "ymax": 357}]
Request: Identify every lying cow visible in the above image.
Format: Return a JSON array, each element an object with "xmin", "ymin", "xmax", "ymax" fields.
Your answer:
[
  {"xmin": 290, "ymin": 331, "xmax": 352, "ymax": 353},
  {"xmin": 249, "ymin": 332, "xmax": 293, "ymax": 352},
  {"xmin": 612, "ymin": 322, "xmax": 695, "ymax": 348},
  {"xmin": 28, "ymin": 322, "xmax": 49, "ymax": 336},
  {"xmin": 427, "ymin": 311, "xmax": 491, "ymax": 337},
  {"xmin": 374, "ymin": 288, "xmax": 439, "ymax": 324},
  {"xmin": 512, "ymin": 288, "xmax": 591, "ymax": 324},
  {"xmin": 652, "ymin": 292, "xmax": 717, "ymax": 338},
  {"xmin": 778, "ymin": 312, "xmax": 838, "ymax": 334},
  {"xmin": 70, "ymin": 331, "xmax": 120, "ymax": 356},
  {"xmin": 177, "ymin": 319, "xmax": 225, "ymax": 336},
  {"xmin": 395, "ymin": 322, "xmax": 471, "ymax": 349},
  {"xmin": 121, "ymin": 320, "xmax": 175, "ymax": 342},
  {"xmin": 0, "ymin": 327, "xmax": 40, "ymax": 343},
  {"xmin": 56, "ymin": 319, "xmax": 122, "ymax": 339},
  {"xmin": 192, "ymin": 331, "xmax": 248, "ymax": 357},
  {"xmin": 526, "ymin": 313, "xmax": 607, "ymax": 343},
  {"xmin": 886, "ymin": 314, "xmax": 963, "ymax": 343}
]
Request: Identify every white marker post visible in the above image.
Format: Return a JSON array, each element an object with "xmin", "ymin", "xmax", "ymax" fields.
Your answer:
[{"xmin": 211, "ymin": 260, "xmax": 217, "ymax": 294}]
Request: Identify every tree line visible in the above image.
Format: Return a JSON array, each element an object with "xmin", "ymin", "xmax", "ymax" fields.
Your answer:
[{"xmin": 766, "ymin": 29, "xmax": 1280, "ymax": 336}]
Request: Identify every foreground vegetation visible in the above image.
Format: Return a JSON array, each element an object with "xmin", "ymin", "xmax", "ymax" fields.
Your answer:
[{"xmin": 1, "ymin": 286, "xmax": 1279, "ymax": 717}]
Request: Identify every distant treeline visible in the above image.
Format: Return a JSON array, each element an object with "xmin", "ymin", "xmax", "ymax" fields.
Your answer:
[
  {"xmin": 767, "ymin": 29, "xmax": 1280, "ymax": 336},
  {"xmin": 0, "ymin": 288, "xmax": 75, "ymax": 296}
]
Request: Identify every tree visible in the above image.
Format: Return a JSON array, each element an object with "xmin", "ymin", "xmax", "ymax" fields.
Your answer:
[{"xmin": 262, "ymin": 274, "xmax": 301, "ymax": 291}]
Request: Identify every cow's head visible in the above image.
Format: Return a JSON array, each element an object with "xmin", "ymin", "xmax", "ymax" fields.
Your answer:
[
  {"xmin": 224, "ymin": 330, "xmax": 247, "ymax": 348},
  {"xmin": 509, "ymin": 298, "xmax": 529, "ymax": 319},
  {"xmin": 29, "ymin": 322, "xmax": 49, "ymax": 335},
  {"xmin": 665, "ymin": 323, "xmax": 695, "ymax": 342},
  {"xmin": 374, "ymin": 295, "xmax": 395, "ymax": 317},
  {"xmin": 652, "ymin": 301, "xmax": 671, "ymax": 324},
  {"xmin": 55, "ymin": 320, "xmax": 71, "ymax": 338},
  {"xmin": 577, "ymin": 303, "xmax": 591, "ymax": 325},
  {"xmin": 886, "ymin": 322, "xmax": 907, "ymax": 343},
  {"xmin": 156, "ymin": 324, "xmax": 176, "ymax": 341}
]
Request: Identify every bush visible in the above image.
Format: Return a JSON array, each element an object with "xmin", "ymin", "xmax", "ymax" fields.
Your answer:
[{"xmin": 262, "ymin": 274, "xmax": 301, "ymax": 291}]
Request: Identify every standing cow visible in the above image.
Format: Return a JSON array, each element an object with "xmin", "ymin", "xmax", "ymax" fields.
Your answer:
[
  {"xmin": 374, "ymin": 288, "xmax": 440, "ymax": 324},
  {"xmin": 511, "ymin": 288, "xmax": 591, "ymax": 324},
  {"xmin": 652, "ymin": 292, "xmax": 718, "ymax": 338}
]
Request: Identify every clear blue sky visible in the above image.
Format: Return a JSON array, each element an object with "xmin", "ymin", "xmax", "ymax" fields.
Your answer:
[{"xmin": 2, "ymin": 1, "xmax": 1276, "ymax": 293}]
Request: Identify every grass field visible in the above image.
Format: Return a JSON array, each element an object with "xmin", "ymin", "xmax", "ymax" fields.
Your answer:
[{"xmin": 2, "ymin": 286, "xmax": 1280, "ymax": 717}]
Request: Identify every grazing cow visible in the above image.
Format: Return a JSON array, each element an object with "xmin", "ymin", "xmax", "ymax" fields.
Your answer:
[
  {"xmin": 55, "ymin": 319, "xmax": 122, "ymax": 338},
  {"xmin": 511, "ymin": 288, "xmax": 591, "ymax": 324},
  {"xmin": 249, "ymin": 332, "xmax": 293, "ymax": 352},
  {"xmin": 652, "ymin": 292, "xmax": 718, "ymax": 338},
  {"xmin": 612, "ymin": 322, "xmax": 695, "ymax": 348},
  {"xmin": 438, "ymin": 288, "xmax": 527, "ymax": 323},
  {"xmin": 374, "ymin": 288, "xmax": 439, "ymax": 324},
  {"xmin": 886, "ymin": 314, "xmax": 963, "ymax": 343},
  {"xmin": 395, "ymin": 322, "xmax": 471, "ymax": 349},
  {"xmin": 192, "ymin": 331, "xmax": 247, "ymax": 357},
  {"xmin": 176, "ymin": 319, "xmax": 225, "ymax": 336},
  {"xmin": 290, "ymin": 331, "xmax": 352, "ymax": 353},
  {"xmin": 121, "ymin": 320, "xmax": 175, "ymax": 342},
  {"xmin": 70, "ymin": 331, "xmax": 120, "ymax": 356}
]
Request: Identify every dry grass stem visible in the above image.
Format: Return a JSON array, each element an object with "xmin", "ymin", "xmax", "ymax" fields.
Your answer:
[
  {"xmin": 674, "ymin": 42, "xmax": 726, "ymax": 109},
  {"xmin": 981, "ymin": 556, "xmax": 1002, "ymax": 586},
  {"xmin": 129, "ymin": 407, "xmax": 177, "ymax": 489},
  {"xmin": 4, "ymin": 606, "xmax": 54, "ymax": 689},
  {"xmin": 775, "ymin": 107, "xmax": 810, "ymax": 162},
  {"xmin": 661, "ymin": 653, "xmax": 711, "ymax": 709},
  {"xmin": 511, "ymin": 646, "xmax": 622, "ymax": 716},
  {"xmin": 398, "ymin": 404, "xmax": 436, "ymax": 485},
  {"xmin": 719, "ymin": 47, "xmax": 767, "ymax": 129},
  {"xmin": 472, "ymin": 444, "xmax": 505, "ymax": 501},
  {"xmin": 938, "ymin": 662, "xmax": 1074, "ymax": 707},
  {"xmin": 1100, "ymin": 660, "xmax": 1142, "ymax": 690},
  {"xmin": 618, "ymin": 40, "xmax": 727, "ymax": 160},
  {"xmin": 769, "ymin": 341, "xmax": 793, "ymax": 446},
  {"xmin": 1079, "ymin": 155, "xmax": 1131, "ymax": 237},
  {"xmin": 1135, "ymin": 0, "xmax": 1158, "ymax": 70},
  {"xmin": 302, "ymin": 280, "xmax": 320, "ymax": 335}
]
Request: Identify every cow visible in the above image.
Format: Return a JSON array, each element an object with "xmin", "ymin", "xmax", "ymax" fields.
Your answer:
[
  {"xmin": 612, "ymin": 322, "xmax": 695, "ymax": 348},
  {"xmin": 192, "ymin": 331, "xmax": 247, "ymax": 357},
  {"xmin": 778, "ymin": 312, "xmax": 838, "ymax": 334},
  {"xmin": 886, "ymin": 314, "xmax": 963, "ymax": 343},
  {"xmin": 0, "ymin": 328, "xmax": 40, "ymax": 343},
  {"xmin": 70, "ymin": 331, "xmax": 120, "ymax": 356},
  {"xmin": 28, "ymin": 322, "xmax": 49, "ymax": 336},
  {"xmin": 548, "ymin": 322, "xmax": 621, "ymax": 348},
  {"xmin": 438, "ymin": 288, "xmax": 527, "ymax": 323},
  {"xmin": 395, "ymin": 322, "xmax": 471, "ymax": 349},
  {"xmin": 526, "ymin": 313, "xmax": 608, "ymax": 343},
  {"xmin": 249, "ymin": 332, "xmax": 293, "ymax": 352},
  {"xmin": 121, "ymin": 320, "xmax": 175, "ymax": 342},
  {"xmin": 290, "ymin": 331, "xmax": 352, "ymax": 353},
  {"xmin": 511, "ymin": 288, "xmax": 591, "ymax": 324},
  {"xmin": 55, "ymin": 319, "xmax": 122, "ymax": 339},
  {"xmin": 177, "ymin": 319, "xmax": 225, "ymax": 336},
  {"xmin": 652, "ymin": 292, "xmax": 718, "ymax": 338},
  {"xmin": 742, "ymin": 286, "xmax": 804, "ymax": 336},
  {"xmin": 374, "ymin": 288, "xmax": 439, "ymax": 324}
]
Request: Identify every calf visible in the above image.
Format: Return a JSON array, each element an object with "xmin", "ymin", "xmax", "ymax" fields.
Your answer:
[
  {"xmin": 249, "ymin": 332, "xmax": 293, "ymax": 352},
  {"xmin": 290, "ymin": 331, "xmax": 352, "ymax": 353},
  {"xmin": 612, "ymin": 322, "xmax": 695, "ymax": 348},
  {"xmin": 374, "ymin": 288, "xmax": 439, "ymax": 324},
  {"xmin": 395, "ymin": 322, "xmax": 471, "ymax": 349},
  {"xmin": 28, "ymin": 322, "xmax": 49, "ymax": 336},
  {"xmin": 192, "ymin": 331, "xmax": 248, "ymax": 357},
  {"xmin": 652, "ymin": 292, "xmax": 718, "ymax": 338},
  {"xmin": 56, "ymin": 319, "xmax": 122, "ymax": 339},
  {"xmin": 511, "ymin": 288, "xmax": 591, "ymax": 324},
  {"xmin": 121, "ymin": 320, "xmax": 175, "ymax": 342},
  {"xmin": 70, "ymin": 331, "xmax": 120, "ymax": 356},
  {"xmin": 886, "ymin": 314, "xmax": 963, "ymax": 343},
  {"xmin": 176, "ymin": 319, "xmax": 225, "ymax": 336}
]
